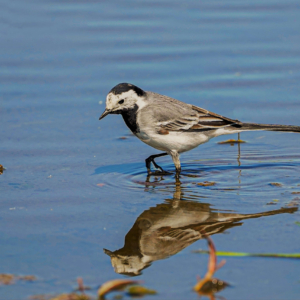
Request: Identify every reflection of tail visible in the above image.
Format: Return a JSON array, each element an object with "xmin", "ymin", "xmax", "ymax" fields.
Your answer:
[
  {"xmin": 237, "ymin": 122, "xmax": 300, "ymax": 133},
  {"xmin": 193, "ymin": 206, "xmax": 298, "ymax": 237},
  {"xmin": 225, "ymin": 206, "xmax": 298, "ymax": 221}
]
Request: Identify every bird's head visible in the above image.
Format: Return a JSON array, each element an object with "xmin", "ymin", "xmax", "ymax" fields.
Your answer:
[
  {"xmin": 99, "ymin": 83, "xmax": 146, "ymax": 120},
  {"xmin": 103, "ymin": 248, "xmax": 150, "ymax": 276}
]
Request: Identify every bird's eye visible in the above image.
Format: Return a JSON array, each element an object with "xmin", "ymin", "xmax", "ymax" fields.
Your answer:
[{"xmin": 118, "ymin": 99, "xmax": 124, "ymax": 104}]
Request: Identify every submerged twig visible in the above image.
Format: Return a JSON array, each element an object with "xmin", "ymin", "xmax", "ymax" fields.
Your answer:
[{"xmin": 194, "ymin": 235, "xmax": 228, "ymax": 296}]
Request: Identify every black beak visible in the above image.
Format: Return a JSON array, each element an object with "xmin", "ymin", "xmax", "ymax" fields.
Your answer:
[{"xmin": 99, "ymin": 109, "xmax": 111, "ymax": 120}]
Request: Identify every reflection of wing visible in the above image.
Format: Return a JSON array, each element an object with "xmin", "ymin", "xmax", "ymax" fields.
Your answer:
[
  {"xmin": 157, "ymin": 105, "xmax": 240, "ymax": 132},
  {"xmin": 140, "ymin": 227, "xmax": 201, "ymax": 259},
  {"xmin": 141, "ymin": 220, "xmax": 242, "ymax": 259},
  {"xmin": 156, "ymin": 223, "xmax": 237, "ymax": 246},
  {"xmin": 158, "ymin": 227, "xmax": 201, "ymax": 242}
]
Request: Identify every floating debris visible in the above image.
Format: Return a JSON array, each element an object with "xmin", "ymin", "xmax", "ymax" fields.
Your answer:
[
  {"xmin": 97, "ymin": 183, "xmax": 105, "ymax": 187},
  {"xmin": 291, "ymin": 191, "xmax": 300, "ymax": 194},
  {"xmin": 193, "ymin": 250, "xmax": 300, "ymax": 259},
  {"xmin": 266, "ymin": 199, "xmax": 279, "ymax": 205},
  {"xmin": 127, "ymin": 286, "xmax": 157, "ymax": 296},
  {"xmin": 194, "ymin": 236, "xmax": 228, "ymax": 296},
  {"xmin": 0, "ymin": 164, "xmax": 5, "ymax": 175},
  {"xmin": 119, "ymin": 137, "xmax": 127, "ymax": 140},
  {"xmin": 269, "ymin": 182, "xmax": 282, "ymax": 187},
  {"xmin": 0, "ymin": 274, "xmax": 36, "ymax": 285},
  {"xmin": 287, "ymin": 198, "xmax": 300, "ymax": 207},
  {"xmin": 34, "ymin": 279, "xmax": 152, "ymax": 300},
  {"xmin": 50, "ymin": 294, "xmax": 90, "ymax": 300},
  {"xmin": 295, "ymin": 222, "xmax": 300, "ymax": 227},
  {"xmin": 98, "ymin": 279, "xmax": 140, "ymax": 299},
  {"xmin": 0, "ymin": 274, "xmax": 14, "ymax": 285},
  {"xmin": 218, "ymin": 139, "xmax": 245, "ymax": 145},
  {"xmin": 197, "ymin": 181, "xmax": 216, "ymax": 187}
]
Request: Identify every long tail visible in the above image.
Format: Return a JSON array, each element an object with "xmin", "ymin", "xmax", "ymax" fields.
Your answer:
[{"xmin": 234, "ymin": 122, "xmax": 300, "ymax": 133}]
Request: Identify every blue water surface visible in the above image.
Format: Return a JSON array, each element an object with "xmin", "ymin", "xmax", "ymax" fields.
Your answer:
[{"xmin": 1, "ymin": 0, "xmax": 300, "ymax": 299}]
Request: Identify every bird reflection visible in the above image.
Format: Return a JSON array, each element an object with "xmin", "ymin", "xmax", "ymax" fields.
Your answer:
[{"xmin": 104, "ymin": 179, "xmax": 297, "ymax": 276}]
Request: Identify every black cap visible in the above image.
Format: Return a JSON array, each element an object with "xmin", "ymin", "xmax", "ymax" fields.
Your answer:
[{"xmin": 109, "ymin": 83, "xmax": 145, "ymax": 97}]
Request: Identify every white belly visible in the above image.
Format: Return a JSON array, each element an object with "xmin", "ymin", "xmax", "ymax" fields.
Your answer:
[{"xmin": 135, "ymin": 130, "xmax": 211, "ymax": 153}]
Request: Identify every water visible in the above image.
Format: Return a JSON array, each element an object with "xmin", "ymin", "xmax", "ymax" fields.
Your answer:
[{"xmin": 1, "ymin": 0, "xmax": 300, "ymax": 299}]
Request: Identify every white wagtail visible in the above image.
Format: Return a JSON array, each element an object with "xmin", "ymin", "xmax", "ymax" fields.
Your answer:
[{"xmin": 99, "ymin": 83, "xmax": 300, "ymax": 174}]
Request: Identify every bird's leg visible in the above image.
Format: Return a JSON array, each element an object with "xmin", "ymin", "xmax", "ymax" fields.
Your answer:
[
  {"xmin": 169, "ymin": 150, "xmax": 181, "ymax": 175},
  {"xmin": 145, "ymin": 152, "xmax": 168, "ymax": 174}
]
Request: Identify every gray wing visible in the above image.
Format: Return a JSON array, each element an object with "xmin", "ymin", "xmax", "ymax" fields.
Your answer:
[{"xmin": 143, "ymin": 92, "xmax": 241, "ymax": 133}]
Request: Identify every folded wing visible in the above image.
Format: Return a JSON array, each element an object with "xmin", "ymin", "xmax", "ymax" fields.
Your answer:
[{"xmin": 158, "ymin": 105, "xmax": 241, "ymax": 132}]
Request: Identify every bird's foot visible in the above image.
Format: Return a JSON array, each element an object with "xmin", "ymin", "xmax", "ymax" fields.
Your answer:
[
  {"xmin": 146, "ymin": 156, "xmax": 171, "ymax": 175},
  {"xmin": 152, "ymin": 160, "xmax": 165, "ymax": 173}
]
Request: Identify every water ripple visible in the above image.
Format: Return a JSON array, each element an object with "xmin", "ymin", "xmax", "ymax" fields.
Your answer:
[{"xmin": 94, "ymin": 152, "xmax": 300, "ymax": 200}]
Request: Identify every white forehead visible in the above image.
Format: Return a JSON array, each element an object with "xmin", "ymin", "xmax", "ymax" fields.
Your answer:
[{"xmin": 106, "ymin": 90, "xmax": 137, "ymax": 104}]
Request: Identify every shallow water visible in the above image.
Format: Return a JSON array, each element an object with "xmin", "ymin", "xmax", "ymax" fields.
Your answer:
[{"xmin": 1, "ymin": 0, "xmax": 300, "ymax": 299}]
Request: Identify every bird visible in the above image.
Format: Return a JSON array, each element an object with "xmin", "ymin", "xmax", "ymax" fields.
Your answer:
[{"xmin": 99, "ymin": 83, "xmax": 300, "ymax": 175}]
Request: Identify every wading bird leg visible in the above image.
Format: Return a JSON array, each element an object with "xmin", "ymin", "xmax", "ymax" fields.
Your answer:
[
  {"xmin": 175, "ymin": 170, "xmax": 181, "ymax": 179},
  {"xmin": 145, "ymin": 152, "xmax": 168, "ymax": 174}
]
